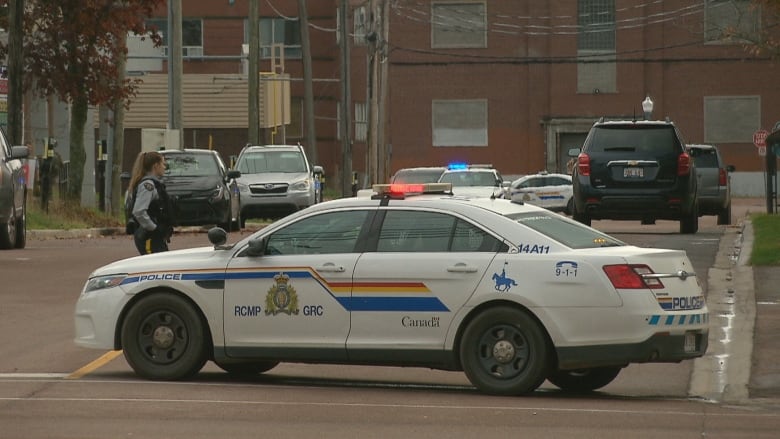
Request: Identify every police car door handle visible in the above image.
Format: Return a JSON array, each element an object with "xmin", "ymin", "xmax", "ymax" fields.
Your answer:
[
  {"xmin": 447, "ymin": 263, "xmax": 479, "ymax": 273},
  {"xmin": 316, "ymin": 264, "xmax": 345, "ymax": 273}
]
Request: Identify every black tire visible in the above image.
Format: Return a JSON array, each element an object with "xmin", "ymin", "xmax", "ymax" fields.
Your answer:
[
  {"xmin": 14, "ymin": 197, "xmax": 26, "ymax": 249},
  {"xmin": 0, "ymin": 203, "xmax": 17, "ymax": 250},
  {"xmin": 717, "ymin": 201, "xmax": 731, "ymax": 225},
  {"xmin": 215, "ymin": 360, "xmax": 279, "ymax": 376},
  {"xmin": 460, "ymin": 307, "xmax": 551, "ymax": 396},
  {"xmin": 121, "ymin": 293, "xmax": 208, "ymax": 381},
  {"xmin": 680, "ymin": 202, "xmax": 699, "ymax": 234},
  {"xmin": 547, "ymin": 367, "xmax": 622, "ymax": 393},
  {"xmin": 565, "ymin": 198, "xmax": 574, "ymax": 216}
]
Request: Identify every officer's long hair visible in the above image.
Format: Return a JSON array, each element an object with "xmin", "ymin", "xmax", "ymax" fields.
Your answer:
[{"xmin": 129, "ymin": 151, "xmax": 164, "ymax": 194}]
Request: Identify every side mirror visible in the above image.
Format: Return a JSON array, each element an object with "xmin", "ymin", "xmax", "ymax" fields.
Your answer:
[
  {"xmin": 246, "ymin": 236, "xmax": 268, "ymax": 257},
  {"xmin": 312, "ymin": 165, "xmax": 324, "ymax": 176},
  {"xmin": 207, "ymin": 227, "xmax": 228, "ymax": 247},
  {"xmin": 726, "ymin": 165, "xmax": 736, "ymax": 172},
  {"xmin": 567, "ymin": 148, "xmax": 581, "ymax": 157},
  {"xmin": 11, "ymin": 145, "xmax": 29, "ymax": 159},
  {"xmin": 226, "ymin": 169, "xmax": 241, "ymax": 180}
]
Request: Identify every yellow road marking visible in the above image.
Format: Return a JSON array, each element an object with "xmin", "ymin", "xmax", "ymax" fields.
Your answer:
[{"xmin": 65, "ymin": 350, "xmax": 123, "ymax": 380}]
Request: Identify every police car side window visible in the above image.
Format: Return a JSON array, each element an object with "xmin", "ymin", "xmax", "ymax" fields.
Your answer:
[
  {"xmin": 266, "ymin": 210, "xmax": 368, "ymax": 255},
  {"xmin": 376, "ymin": 211, "xmax": 504, "ymax": 253},
  {"xmin": 451, "ymin": 219, "xmax": 504, "ymax": 252}
]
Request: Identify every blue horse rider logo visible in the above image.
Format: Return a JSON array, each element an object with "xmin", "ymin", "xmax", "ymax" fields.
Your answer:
[{"xmin": 492, "ymin": 267, "xmax": 518, "ymax": 292}]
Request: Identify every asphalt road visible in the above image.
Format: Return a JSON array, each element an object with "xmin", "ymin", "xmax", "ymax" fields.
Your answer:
[{"xmin": 1, "ymin": 212, "xmax": 779, "ymax": 438}]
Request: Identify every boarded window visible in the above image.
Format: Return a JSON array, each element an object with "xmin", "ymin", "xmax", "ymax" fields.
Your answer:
[
  {"xmin": 705, "ymin": 0, "xmax": 760, "ymax": 43},
  {"xmin": 432, "ymin": 100, "xmax": 488, "ymax": 147},
  {"xmin": 431, "ymin": 2, "xmax": 487, "ymax": 48},
  {"xmin": 704, "ymin": 96, "xmax": 761, "ymax": 143}
]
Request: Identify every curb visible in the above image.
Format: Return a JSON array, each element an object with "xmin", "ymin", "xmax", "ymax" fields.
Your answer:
[{"xmin": 689, "ymin": 219, "xmax": 755, "ymax": 403}]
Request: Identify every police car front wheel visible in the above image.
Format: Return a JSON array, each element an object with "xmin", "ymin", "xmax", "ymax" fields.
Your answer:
[
  {"xmin": 460, "ymin": 307, "xmax": 551, "ymax": 396},
  {"xmin": 121, "ymin": 293, "xmax": 209, "ymax": 381}
]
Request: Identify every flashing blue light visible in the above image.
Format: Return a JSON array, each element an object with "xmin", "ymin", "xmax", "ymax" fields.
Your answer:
[{"xmin": 448, "ymin": 162, "xmax": 468, "ymax": 170}]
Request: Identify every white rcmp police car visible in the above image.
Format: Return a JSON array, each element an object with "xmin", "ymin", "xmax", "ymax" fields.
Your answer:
[
  {"xmin": 74, "ymin": 183, "xmax": 708, "ymax": 395},
  {"xmin": 509, "ymin": 172, "xmax": 574, "ymax": 214}
]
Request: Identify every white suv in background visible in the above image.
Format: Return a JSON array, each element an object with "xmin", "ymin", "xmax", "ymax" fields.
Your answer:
[{"xmin": 234, "ymin": 144, "xmax": 323, "ymax": 224}]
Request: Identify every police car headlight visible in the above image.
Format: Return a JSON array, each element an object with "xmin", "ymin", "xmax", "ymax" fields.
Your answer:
[
  {"xmin": 84, "ymin": 274, "xmax": 127, "ymax": 293},
  {"xmin": 290, "ymin": 179, "xmax": 311, "ymax": 192}
]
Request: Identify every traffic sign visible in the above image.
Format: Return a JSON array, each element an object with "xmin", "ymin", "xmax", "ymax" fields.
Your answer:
[{"xmin": 754, "ymin": 129, "xmax": 769, "ymax": 148}]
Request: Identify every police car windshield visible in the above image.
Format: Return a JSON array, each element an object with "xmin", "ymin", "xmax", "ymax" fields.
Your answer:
[
  {"xmin": 439, "ymin": 171, "xmax": 497, "ymax": 187},
  {"xmin": 508, "ymin": 212, "xmax": 625, "ymax": 249},
  {"xmin": 392, "ymin": 169, "xmax": 444, "ymax": 184}
]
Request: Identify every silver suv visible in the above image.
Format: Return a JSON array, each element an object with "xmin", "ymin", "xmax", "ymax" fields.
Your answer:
[
  {"xmin": 234, "ymin": 144, "xmax": 323, "ymax": 224},
  {"xmin": 0, "ymin": 137, "xmax": 27, "ymax": 249},
  {"xmin": 687, "ymin": 144, "xmax": 734, "ymax": 225}
]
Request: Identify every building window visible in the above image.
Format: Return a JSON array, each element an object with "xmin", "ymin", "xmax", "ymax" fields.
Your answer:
[
  {"xmin": 259, "ymin": 18, "xmax": 301, "ymax": 59},
  {"xmin": 705, "ymin": 0, "xmax": 760, "ymax": 43},
  {"xmin": 577, "ymin": 0, "xmax": 615, "ymax": 51},
  {"xmin": 431, "ymin": 2, "xmax": 487, "ymax": 48},
  {"xmin": 577, "ymin": 0, "xmax": 615, "ymax": 94},
  {"xmin": 146, "ymin": 18, "xmax": 203, "ymax": 57},
  {"xmin": 355, "ymin": 102, "xmax": 368, "ymax": 142},
  {"xmin": 704, "ymin": 96, "xmax": 761, "ymax": 143},
  {"xmin": 432, "ymin": 99, "xmax": 488, "ymax": 147}
]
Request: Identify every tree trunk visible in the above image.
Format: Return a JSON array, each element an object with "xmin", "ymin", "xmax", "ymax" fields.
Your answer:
[{"xmin": 67, "ymin": 96, "xmax": 88, "ymax": 202}]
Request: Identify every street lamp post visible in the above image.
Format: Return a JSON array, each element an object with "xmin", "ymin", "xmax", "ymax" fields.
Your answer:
[{"xmin": 642, "ymin": 96, "xmax": 654, "ymax": 120}]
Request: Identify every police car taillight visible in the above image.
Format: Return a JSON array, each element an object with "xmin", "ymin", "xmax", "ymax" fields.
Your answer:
[
  {"xmin": 603, "ymin": 264, "xmax": 664, "ymax": 289},
  {"xmin": 372, "ymin": 183, "xmax": 453, "ymax": 197}
]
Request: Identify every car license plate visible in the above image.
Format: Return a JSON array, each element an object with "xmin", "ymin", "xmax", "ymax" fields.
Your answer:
[
  {"xmin": 684, "ymin": 332, "xmax": 696, "ymax": 352},
  {"xmin": 623, "ymin": 167, "xmax": 644, "ymax": 178}
]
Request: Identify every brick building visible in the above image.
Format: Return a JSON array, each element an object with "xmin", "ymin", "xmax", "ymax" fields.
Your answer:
[{"xmin": 125, "ymin": 1, "xmax": 780, "ymax": 196}]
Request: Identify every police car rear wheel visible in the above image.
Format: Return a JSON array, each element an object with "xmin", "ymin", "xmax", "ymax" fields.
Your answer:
[
  {"xmin": 460, "ymin": 307, "xmax": 550, "ymax": 395},
  {"xmin": 215, "ymin": 360, "xmax": 279, "ymax": 376},
  {"xmin": 121, "ymin": 293, "xmax": 208, "ymax": 380},
  {"xmin": 547, "ymin": 366, "xmax": 622, "ymax": 392}
]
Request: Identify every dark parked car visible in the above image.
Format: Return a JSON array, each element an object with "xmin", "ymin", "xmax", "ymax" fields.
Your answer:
[
  {"xmin": 570, "ymin": 118, "xmax": 699, "ymax": 234},
  {"xmin": 0, "ymin": 133, "xmax": 28, "ymax": 249},
  {"xmin": 687, "ymin": 144, "xmax": 734, "ymax": 225},
  {"xmin": 159, "ymin": 149, "xmax": 242, "ymax": 231}
]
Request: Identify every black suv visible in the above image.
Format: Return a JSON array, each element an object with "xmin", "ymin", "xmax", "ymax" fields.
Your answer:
[{"xmin": 570, "ymin": 119, "xmax": 699, "ymax": 234}]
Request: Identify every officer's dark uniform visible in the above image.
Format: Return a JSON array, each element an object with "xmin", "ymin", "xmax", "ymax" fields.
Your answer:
[{"xmin": 131, "ymin": 175, "xmax": 175, "ymax": 255}]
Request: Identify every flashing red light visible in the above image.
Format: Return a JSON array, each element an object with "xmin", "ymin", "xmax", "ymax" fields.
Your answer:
[{"xmin": 389, "ymin": 184, "xmax": 424, "ymax": 194}]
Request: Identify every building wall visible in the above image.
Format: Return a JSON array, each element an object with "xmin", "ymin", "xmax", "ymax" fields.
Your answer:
[{"xmin": 385, "ymin": 0, "xmax": 780, "ymax": 193}]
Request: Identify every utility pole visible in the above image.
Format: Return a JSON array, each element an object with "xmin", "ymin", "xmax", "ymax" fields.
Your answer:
[
  {"xmin": 298, "ymin": 0, "xmax": 317, "ymax": 165},
  {"xmin": 377, "ymin": 0, "xmax": 390, "ymax": 183},
  {"xmin": 7, "ymin": 0, "xmax": 24, "ymax": 146},
  {"xmin": 366, "ymin": 0, "xmax": 379, "ymax": 185},
  {"xmin": 248, "ymin": 0, "xmax": 260, "ymax": 145},
  {"xmin": 168, "ymin": 0, "xmax": 183, "ymax": 149},
  {"xmin": 339, "ymin": 0, "xmax": 353, "ymax": 196}
]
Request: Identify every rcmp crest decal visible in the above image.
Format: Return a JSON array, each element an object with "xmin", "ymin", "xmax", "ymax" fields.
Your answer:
[{"xmin": 265, "ymin": 272, "xmax": 299, "ymax": 315}]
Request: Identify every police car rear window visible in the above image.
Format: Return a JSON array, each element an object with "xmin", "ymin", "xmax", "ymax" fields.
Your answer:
[{"xmin": 508, "ymin": 212, "xmax": 625, "ymax": 249}]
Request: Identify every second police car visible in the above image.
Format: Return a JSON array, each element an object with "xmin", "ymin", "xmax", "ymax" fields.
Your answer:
[
  {"xmin": 509, "ymin": 171, "xmax": 574, "ymax": 215},
  {"xmin": 74, "ymin": 183, "xmax": 708, "ymax": 395}
]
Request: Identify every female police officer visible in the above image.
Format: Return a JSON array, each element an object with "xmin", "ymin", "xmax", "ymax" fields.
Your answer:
[{"xmin": 128, "ymin": 151, "xmax": 175, "ymax": 255}]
